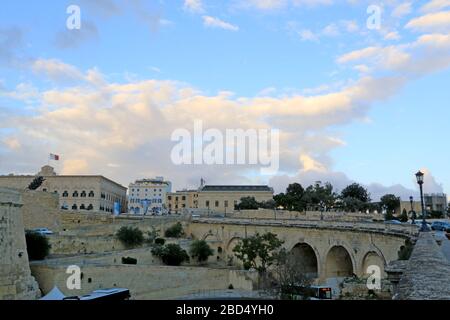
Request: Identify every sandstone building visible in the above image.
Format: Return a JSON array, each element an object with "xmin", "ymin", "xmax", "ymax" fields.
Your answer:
[
  {"xmin": 128, "ymin": 177, "xmax": 172, "ymax": 215},
  {"xmin": 0, "ymin": 166, "xmax": 127, "ymax": 214},
  {"xmin": 166, "ymin": 185, "xmax": 274, "ymax": 215}
]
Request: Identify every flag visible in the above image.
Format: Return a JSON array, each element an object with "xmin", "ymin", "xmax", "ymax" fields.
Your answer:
[{"xmin": 49, "ymin": 154, "xmax": 60, "ymax": 161}]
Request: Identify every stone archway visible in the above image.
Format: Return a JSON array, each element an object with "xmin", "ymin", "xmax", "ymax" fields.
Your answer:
[
  {"xmin": 290, "ymin": 243, "xmax": 319, "ymax": 278},
  {"xmin": 325, "ymin": 245, "xmax": 354, "ymax": 278},
  {"xmin": 362, "ymin": 251, "xmax": 386, "ymax": 278}
]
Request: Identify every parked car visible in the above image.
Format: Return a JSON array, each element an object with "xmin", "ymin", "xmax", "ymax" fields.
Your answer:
[
  {"xmin": 431, "ymin": 221, "xmax": 450, "ymax": 231},
  {"xmin": 31, "ymin": 228, "xmax": 54, "ymax": 235},
  {"xmin": 385, "ymin": 220, "xmax": 402, "ymax": 224}
]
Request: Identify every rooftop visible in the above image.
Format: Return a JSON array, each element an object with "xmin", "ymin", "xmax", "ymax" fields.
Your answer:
[{"xmin": 199, "ymin": 185, "xmax": 273, "ymax": 192}]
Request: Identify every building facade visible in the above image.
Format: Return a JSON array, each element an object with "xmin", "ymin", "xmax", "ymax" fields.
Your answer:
[
  {"xmin": 424, "ymin": 193, "xmax": 448, "ymax": 213},
  {"xmin": 128, "ymin": 177, "xmax": 172, "ymax": 215},
  {"xmin": 0, "ymin": 166, "xmax": 127, "ymax": 214},
  {"xmin": 166, "ymin": 185, "xmax": 274, "ymax": 215}
]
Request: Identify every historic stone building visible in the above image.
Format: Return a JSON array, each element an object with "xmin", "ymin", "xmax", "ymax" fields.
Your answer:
[
  {"xmin": 0, "ymin": 166, "xmax": 127, "ymax": 214},
  {"xmin": 128, "ymin": 177, "xmax": 172, "ymax": 215},
  {"xmin": 0, "ymin": 188, "xmax": 40, "ymax": 300},
  {"xmin": 167, "ymin": 185, "xmax": 274, "ymax": 215}
]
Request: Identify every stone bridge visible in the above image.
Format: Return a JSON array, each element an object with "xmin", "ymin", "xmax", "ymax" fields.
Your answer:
[{"xmin": 187, "ymin": 218, "xmax": 418, "ymax": 283}]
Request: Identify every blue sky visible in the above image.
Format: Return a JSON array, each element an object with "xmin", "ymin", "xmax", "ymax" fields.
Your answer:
[{"xmin": 0, "ymin": 0, "xmax": 449, "ymax": 200}]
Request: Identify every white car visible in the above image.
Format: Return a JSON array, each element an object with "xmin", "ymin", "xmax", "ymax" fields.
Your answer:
[{"xmin": 32, "ymin": 228, "xmax": 54, "ymax": 235}]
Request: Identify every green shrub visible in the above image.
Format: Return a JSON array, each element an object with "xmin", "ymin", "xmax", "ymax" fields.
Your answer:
[
  {"xmin": 116, "ymin": 226, "xmax": 144, "ymax": 248},
  {"xmin": 398, "ymin": 239, "xmax": 414, "ymax": 260},
  {"xmin": 154, "ymin": 238, "xmax": 166, "ymax": 245},
  {"xmin": 164, "ymin": 222, "xmax": 184, "ymax": 238},
  {"xmin": 121, "ymin": 257, "xmax": 137, "ymax": 265},
  {"xmin": 151, "ymin": 243, "xmax": 190, "ymax": 266},
  {"xmin": 25, "ymin": 231, "xmax": 50, "ymax": 260},
  {"xmin": 190, "ymin": 240, "xmax": 214, "ymax": 263}
]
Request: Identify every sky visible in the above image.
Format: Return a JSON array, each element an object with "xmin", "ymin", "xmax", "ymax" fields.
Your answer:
[{"xmin": 0, "ymin": 0, "xmax": 449, "ymax": 200}]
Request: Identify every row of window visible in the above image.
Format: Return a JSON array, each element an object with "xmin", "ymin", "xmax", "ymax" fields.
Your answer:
[
  {"xmin": 131, "ymin": 188, "xmax": 163, "ymax": 192},
  {"xmin": 61, "ymin": 190, "xmax": 95, "ymax": 198},
  {"xmin": 62, "ymin": 204, "xmax": 94, "ymax": 210},
  {"xmin": 205, "ymin": 200, "xmax": 238, "ymax": 208},
  {"xmin": 168, "ymin": 196, "xmax": 187, "ymax": 201},
  {"xmin": 129, "ymin": 198, "xmax": 163, "ymax": 204}
]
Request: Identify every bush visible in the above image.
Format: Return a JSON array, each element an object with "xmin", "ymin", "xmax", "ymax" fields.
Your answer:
[
  {"xmin": 28, "ymin": 176, "xmax": 45, "ymax": 190},
  {"xmin": 25, "ymin": 231, "xmax": 50, "ymax": 260},
  {"xmin": 398, "ymin": 239, "xmax": 414, "ymax": 260},
  {"xmin": 154, "ymin": 238, "xmax": 165, "ymax": 246},
  {"xmin": 121, "ymin": 257, "xmax": 137, "ymax": 265},
  {"xmin": 190, "ymin": 240, "xmax": 214, "ymax": 263},
  {"xmin": 164, "ymin": 222, "xmax": 184, "ymax": 238},
  {"xmin": 151, "ymin": 243, "xmax": 190, "ymax": 266},
  {"xmin": 116, "ymin": 226, "xmax": 144, "ymax": 248}
]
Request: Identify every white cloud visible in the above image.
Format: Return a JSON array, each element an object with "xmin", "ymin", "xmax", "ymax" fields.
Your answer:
[
  {"xmin": 392, "ymin": 2, "xmax": 412, "ymax": 18},
  {"xmin": 405, "ymin": 11, "xmax": 450, "ymax": 32},
  {"xmin": 202, "ymin": 16, "xmax": 239, "ymax": 31},
  {"xmin": 384, "ymin": 31, "xmax": 401, "ymax": 40},
  {"xmin": 184, "ymin": 0, "xmax": 204, "ymax": 13},
  {"xmin": 420, "ymin": 0, "xmax": 450, "ymax": 12},
  {"xmin": 299, "ymin": 29, "xmax": 319, "ymax": 41}
]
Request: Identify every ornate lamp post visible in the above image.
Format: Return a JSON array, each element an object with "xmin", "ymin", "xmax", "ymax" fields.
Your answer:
[
  {"xmin": 415, "ymin": 171, "xmax": 430, "ymax": 232},
  {"xmin": 409, "ymin": 196, "xmax": 416, "ymax": 224}
]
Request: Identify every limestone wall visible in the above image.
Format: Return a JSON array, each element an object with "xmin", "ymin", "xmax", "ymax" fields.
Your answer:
[
  {"xmin": 0, "ymin": 188, "xmax": 40, "ymax": 300},
  {"xmin": 396, "ymin": 232, "xmax": 450, "ymax": 300},
  {"xmin": 231, "ymin": 209, "xmax": 382, "ymax": 222},
  {"xmin": 22, "ymin": 191, "xmax": 61, "ymax": 232},
  {"xmin": 30, "ymin": 263, "xmax": 231, "ymax": 299}
]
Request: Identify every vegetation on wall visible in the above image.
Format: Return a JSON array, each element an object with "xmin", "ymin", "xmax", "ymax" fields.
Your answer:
[
  {"xmin": 116, "ymin": 226, "xmax": 144, "ymax": 248},
  {"xmin": 27, "ymin": 176, "xmax": 45, "ymax": 190},
  {"xmin": 164, "ymin": 222, "xmax": 184, "ymax": 238},
  {"xmin": 189, "ymin": 240, "xmax": 214, "ymax": 263},
  {"xmin": 151, "ymin": 243, "xmax": 190, "ymax": 266}
]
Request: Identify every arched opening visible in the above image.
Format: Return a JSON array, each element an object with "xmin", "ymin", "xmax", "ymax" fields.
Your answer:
[
  {"xmin": 325, "ymin": 246, "xmax": 354, "ymax": 278},
  {"xmin": 226, "ymin": 237, "xmax": 242, "ymax": 267},
  {"xmin": 290, "ymin": 243, "xmax": 318, "ymax": 278},
  {"xmin": 362, "ymin": 251, "xmax": 385, "ymax": 279}
]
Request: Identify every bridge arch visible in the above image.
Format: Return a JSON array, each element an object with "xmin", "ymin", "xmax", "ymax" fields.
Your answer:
[
  {"xmin": 361, "ymin": 250, "xmax": 386, "ymax": 278},
  {"xmin": 325, "ymin": 245, "xmax": 356, "ymax": 278},
  {"xmin": 289, "ymin": 242, "xmax": 319, "ymax": 278}
]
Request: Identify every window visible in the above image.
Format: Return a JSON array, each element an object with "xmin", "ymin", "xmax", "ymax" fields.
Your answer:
[
  {"xmin": 182, "ymin": 204, "xmax": 186, "ymax": 208},
  {"xmin": 88, "ymin": 191, "xmax": 94, "ymax": 197},
  {"xmin": 206, "ymin": 201, "xmax": 210, "ymax": 207},
  {"xmin": 168, "ymin": 196, "xmax": 172, "ymax": 200},
  {"xmin": 81, "ymin": 191, "xmax": 87, "ymax": 197},
  {"xmin": 176, "ymin": 197, "xmax": 179, "ymax": 201},
  {"xmin": 43, "ymin": 188, "xmax": 47, "ymax": 192},
  {"xmin": 62, "ymin": 191, "xmax": 68, "ymax": 197},
  {"xmin": 215, "ymin": 201, "xmax": 219, "ymax": 207},
  {"xmin": 72, "ymin": 204, "xmax": 78, "ymax": 210},
  {"xmin": 80, "ymin": 204, "xmax": 86, "ymax": 210},
  {"xmin": 182, "ymin": 196, "xmax": 186, "ymax": 201},
  {"xmin": 73, "ymin": 191, "xmax": 79, "ymax": 197},
  {"xmin": 87, "ymin": 204, "xmax": 93, "ymax": 210},
  {"xmin": 224, "ymin": 201, "xmax": 228, "ymax": 208}
]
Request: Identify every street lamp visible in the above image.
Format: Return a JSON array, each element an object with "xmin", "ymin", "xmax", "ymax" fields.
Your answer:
[
  {"xmin": 409, "ymin": 196, "xmax": 416, "ymax": 224},
  {"xmin": 415, "ymin": 170, "xmax": 429, "ymax": 232}
]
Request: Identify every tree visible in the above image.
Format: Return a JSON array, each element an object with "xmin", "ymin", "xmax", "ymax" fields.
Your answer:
[
  {"xmin": 340, "ymin": 183, "xmax": 371, "ymax": 212},
  {"xmin": 233, "ymin": 232, "xmax": 284, "ymax": 273},
  {"xmin": 164, "ymin": 222, "xmax": 184, "ymax": 238},
  {"xmin": 116, "ymin": 226, "xmax": 144, "ymax": 248},
  {"xmin": 28, "ymin": 176, "xmax": 45, "ymax": 190},
  {"xmin": 25, "ymin": 231, "xmax": 51, "ymax": 260},
  {"xmin": 274, "ymin": 183, "xmax": 306, "ymax": 211},
  {"xmin": 270, "ymin": 249, "xmax": 313, "ymax": 300},
  {"xmin": 380, "ymin": 194, "xmax": 400, "ymax": 213},
  {"xmin": 341, "ymin": 183, "xmax": 371, "ymax": 203},
  {"xmin": 399, "ymin": 208, "xmax": 408, "ymax": 222},
  {"xmin": 151, "ymin": 243, "xmax": 190, "ymax": 266},
  {"xmin": 190, "ymin": 240, "xmax": 214, "ymax": 263},
  {"xmin": 235, "ymin": 197, "xmax": 259, "ymax": 210},
  {"xmin": 384, "ymin": 210, "xmax": 394, "ymax": 221},
  {"xmin": 302, "ymin": 182, "xmax": 337, "ymax": 210}
]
